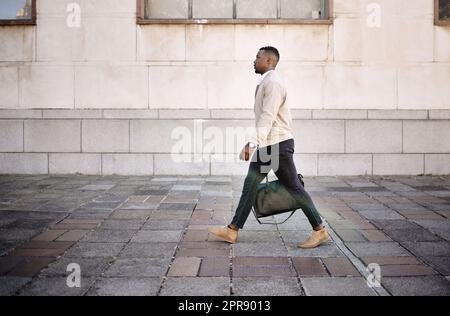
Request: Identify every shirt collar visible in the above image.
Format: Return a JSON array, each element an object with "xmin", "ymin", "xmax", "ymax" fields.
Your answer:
[{"xmin": 258, "ymin": 69, "xmax": 274, "ymax": 85}]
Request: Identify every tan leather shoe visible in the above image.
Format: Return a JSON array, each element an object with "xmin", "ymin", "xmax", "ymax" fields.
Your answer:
[
  {"xmin": 208, "ymin": 226, "xmax": 238, "ymax": 244},
  {"xmin": 298, "ymin": 228, "xmax": 330, "ymax": 249}
]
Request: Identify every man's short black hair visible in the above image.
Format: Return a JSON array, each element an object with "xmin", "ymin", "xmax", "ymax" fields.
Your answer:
[{"xmin": 260, "ymin": 46, "xmax": 280, "ymax": 61}]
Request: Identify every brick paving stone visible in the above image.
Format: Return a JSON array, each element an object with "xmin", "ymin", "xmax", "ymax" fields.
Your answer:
[
  {"xmin": 184, "ymin": 230, "xmax": 209, "ymax": 242},
  {"xmin": 398, "ymin": 210, "xmax": 443, "ymax": 220},
  {"xmin": 346, "ymin": 242, "xmax": 410, "ymax": 257},
  {"xmin": 56, "ymin": 230, "xmax": 90, "ymax": 242},
  {"xmin": 401, "ymin": 241, "xmax": 450, "ymax": 258},
  {"xmin": 119, "ymin": 242, "xmax": 177, "ymax": 259},
  {"xmin": 382, "ymin": 276, "xmax": 450, "ymax": 296},
  {"xmin": 232, "ymin": 277, "xmax": 302, "ymax": 296},
  {"xmin": 360, "ymin": 230, "xmax": 392, "ymax": 242},
  {"xmin": 7, "ymin": 257, "xmax": 55, "ymax": 277},
  {"xmin": 81, "ymin": 229, "xmax": 136, "ymax": 243},
  {"xmin": 105, "ymin": 258, "xmax": 171, "ymax": 277},
  {"xmin": 423, "ymin": 256, "xmax": 450, "ymax": 275},
  {"xmin": 32, "ymin": 230, "xmax": 67, "ymax": 242},
  {"xmin": 0, "ymin": 229, "xmax": 41, "ymax": 241},
  {"xmin": 40, "ymin": 257, "xmax": 112, "ymax": 277},
  {"xmin": 160, "ymin": 277, "xmax": 229, "ymax": 296},
  {"xmin": 99, "ymin": 219, "xmax": 145, "ymax": 230},
  {"xmin": 9, "ymin": 248, "xmax": 67, "ymax": 258},
  {"xmin": 302, "ymin": 277, "xmax": 376, "ymax": 296},
  {"xmin": 436, "ymin": 210, "xmax": 450, "ymax": 219},
  {"xmin": 120, "ymin": 202, "xmax": 159, "ymax": 210},
  {"xmin": 334, "ymin": 229, "xmax": 367, "ymax": 242},
  {"xmin": 0, "ymin": 256, "xmax": 26, "ymax": 275},
  {"xmin": 371, "ymin": 219, "xmax": 421, "ymax": 231},
  {"xmin": 233, "ymin": 256, "xmax": 289, "ymax": 266},
  {"xmin": 18, "ymin": 276, "xmax": 96, "ymax": 296},
  {"xmin": 79, "ymin": 184, "xmax": 114, "ymax": 191},
  {"xmin": 158, "ymin": 203, "xmax": 196, "ymax": 211},
  {"xmin": 322, "ymin": 257, "xmax": 361, "ymax": 277},
  {"xmin": 86, "ymin": 277, "xmax": 162, "ymax": 296},
  {"xmin": 110, "ymin": 210, "xmax": 152, "ymax": 220},
  {"xmin": 236, "ymin": 231, "xmax": 282, "ymax": 243},
  {"xmin": 168, "ymin": 257, "xmax": 201, "ymax": 277},
  {"xmin": 233, "ymin": 265, "xmax": 295, "ymax": 277},
  {"xmin": 379, "ymin": 264, "xmax": 437, "ymax": 277},
  {"xmin": 0, "ymin": 276, "xmax": 31, "ymax": 296},
  {"xmin": 327, "ymin": 219, "xmax": 376, "ymax": 230},
  {"xmin": 52, "ymin": 223, "xmax": 99, "ymax": 230},
  {"xmin": 384, "ymin": 229, "xmax": 442, "ymax": 242},
  {"xmin": 180, "ymin": 241, "xmax": 230, "ymax": 250},
  {"xmin": 142, "ymin": 220, "xmax": 188, "ymax": 230},
  {"xmin": 292, "ymin": 257, "xmax": 328, "ymax": 277},
  {"xmin": 150, "ymin": 210, "xmax": 192, "ymax": 220},
  {"xmin": 131, "ymin": 230, "xmax": 182, "ymax": 243},
  {"xmin": 232, "ymin": 242, "xmax": 287, "ymax": 257},
  {"xmin": 65, "ymin": 242, "xmax": 126, "ymax": 258},
  {"xmin": 286, "ymin": 243, "xmax": 343, "ymax": 258},
  {"xmin": 359, "ymin": 210, "xmax": 404, "ymax": 220},
  {"xmin": 127, "ymin": 195, "xmax": 150, "ymax": 203},
  {"xmin": 177, "ymin": 248, "xmax": 230, "ymax": 258},
  {"xmin": 361, "ymin": 256, "xmax": 421, "ymax": 266},
  {"xmin": 198, "ymin": 257, "xmax": 230, "ymax": 277}
]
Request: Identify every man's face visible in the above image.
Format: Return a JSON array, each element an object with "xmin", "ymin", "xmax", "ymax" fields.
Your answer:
[{"xmin": 253, "ymin": 50, "xmax": 269, "ymax": 75}]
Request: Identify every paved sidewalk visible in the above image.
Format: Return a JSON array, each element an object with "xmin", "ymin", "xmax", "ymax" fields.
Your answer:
[{"xmin": 0, "ymin": 174, "xmax": 449, "ymax": 296}]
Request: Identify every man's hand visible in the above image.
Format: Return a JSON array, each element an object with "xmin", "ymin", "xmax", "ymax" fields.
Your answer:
[{"xmin": 239, "ymin": 143, "xmax": 256, "ymax": 161}]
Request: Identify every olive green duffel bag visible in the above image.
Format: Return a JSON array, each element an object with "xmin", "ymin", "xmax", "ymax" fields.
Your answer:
[{"xmin": 252, "ymin": 174, "xmax": 305, "ymax": 225}]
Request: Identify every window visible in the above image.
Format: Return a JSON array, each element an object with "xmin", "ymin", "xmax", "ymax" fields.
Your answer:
[
  {"xmin": 435, "ymin": 0, "xmax": 450, "ymax": 25},
  {"xmin": 137, "ymin": 0, "xmax": 332, "ymax": 24},
  {"xmin": 0, "ymin": 0, "xmax": 36, "ymax": 25}
]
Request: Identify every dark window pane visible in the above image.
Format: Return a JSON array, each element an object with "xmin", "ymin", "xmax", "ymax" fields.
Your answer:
[
  {"xmin": 0, "ymin": 0, "xmax": 32, "ymax": 20},
  {"xmin": 439, "ymin": 0, "xmax": 450, "ymax": 20}
]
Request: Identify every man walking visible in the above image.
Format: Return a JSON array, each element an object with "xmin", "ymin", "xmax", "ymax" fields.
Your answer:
[{"xmin": 208, "ymin": 46, "xmax": 330, "ymax": 249}]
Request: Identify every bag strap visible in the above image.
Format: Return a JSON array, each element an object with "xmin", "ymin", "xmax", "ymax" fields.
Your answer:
[{"xmin": 252, "ymin": 207, "xmax": 297, "ymax": 225}]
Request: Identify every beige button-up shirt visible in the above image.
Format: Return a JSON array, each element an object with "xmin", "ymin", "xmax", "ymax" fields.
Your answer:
[{"xmin": 252, "ymin": 70, "xmax": 294, "ymax": 148}]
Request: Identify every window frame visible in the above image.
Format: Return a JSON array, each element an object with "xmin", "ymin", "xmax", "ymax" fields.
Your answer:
[
  {"xmin": 0, "ymin": 0, "xmax": 36, "ymax": 26},
  {"xmin": 435, "ymin": 0, "xmax": 450, "ymax": 26},
  {"xmin": 137, "ymin": 0, "xmax": 333, "ymax": 25}
]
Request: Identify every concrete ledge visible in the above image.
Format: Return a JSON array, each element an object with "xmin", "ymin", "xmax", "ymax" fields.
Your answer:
[
  {"xmin": 368, "ymin": 110, "xmax": 428, "ymax": 120},
  {"xmin": 210, "ymin": 109, "xmax": 254, "ymax": 119},
  {"xmin": 429, "ymin": 110, "xmax": 450, "ymax": 120},
  {"xmin": 313, "ymin": 110, "xmax": 367, "ymax": 120},
  {"xmin": 43, "ymin": 109, "xmax": 103, "ymax": 119},
  {"xmin": 159, "ymin": 109, "xmax": 210, "ymax": 119},
  {"xmin": 0, "ymin": 110, "xmax": 42, "ymax": 119},
  {"xmin": 103, "ymin": 110, "xmax": 158, "ymax": 119},
  {"xmin": 0, "ymin": 109, "xmax": 443, "ymax": 121}
]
